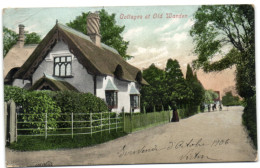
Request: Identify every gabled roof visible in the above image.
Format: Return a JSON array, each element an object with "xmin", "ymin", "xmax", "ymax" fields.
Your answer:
[
  {"xmin": 130, "ymin": 85, "xmax": 140, "ymax": 94},
  {"xmin": 105, "ymin": 79, "xmax": 118, "ymax": 91},
  {"xmin": 30, "ymin": 74, "xmax": 78, "ymax": 92},
  {"xmin": 14, "ymin": 23, "xmax": 148, "ymax": 85}
]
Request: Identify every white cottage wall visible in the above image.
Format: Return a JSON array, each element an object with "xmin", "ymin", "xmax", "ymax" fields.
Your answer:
[
  {"xmin": 96, "ymin": 76, "xmax": 140, "ymax": 113},
  {"xmin": 32, "ymin": 41, "xmax": 94, "ymax": 94},
  {"xmin": 12, "ymin": 79, "xmax": 31, "ymax": 88}
]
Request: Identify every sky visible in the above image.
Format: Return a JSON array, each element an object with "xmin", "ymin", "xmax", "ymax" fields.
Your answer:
[{"xmin": 3, "ymin": 6, "xmax": 199, "ymax": 70}]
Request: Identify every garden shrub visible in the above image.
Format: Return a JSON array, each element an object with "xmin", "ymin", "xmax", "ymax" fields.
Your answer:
[
  {"xmin": 4, "ymin": 85, "xmax": 28, "ymax": 105},
  {"xmin": 242, "ymin": 95, "xmax": 257, "ymax": 149},
  {"xmin": 20, "ymin": 91, "xmax": 61, "ymax": 134}
]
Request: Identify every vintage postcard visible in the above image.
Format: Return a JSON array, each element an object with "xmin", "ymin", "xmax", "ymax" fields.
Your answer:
[{"xmin": 2, "ymin": 4, "xmax": 257, "ymax": 167}]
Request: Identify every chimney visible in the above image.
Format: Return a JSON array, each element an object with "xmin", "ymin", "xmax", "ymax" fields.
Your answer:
[
  {"xmin": 87, "ymin": 12, "xmax": 101, "ymax": 47},
  {"xmin": 17, "ymin": 24, "xmax": 25, "ymax": 48}
]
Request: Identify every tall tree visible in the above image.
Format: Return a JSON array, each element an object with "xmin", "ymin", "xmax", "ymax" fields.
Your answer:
[
  {"xmin": 190, "ymin": 5, "xmax": 256, "ymax": 147},
  {"xmin": 3, "ymin": 27, "xmax": 41, "ymax": 57},
  {"xmin": 24, "ymin": 32, "xmax": 41, "ymax": 44},
  {"xmin": 3, "ymin": 27, "xmax": 18, "ymax": 57},
  {"xmin": 67, "ymin": 9, "xmax": 131, "ymax": 60},
  {"xmin": 165, "ymin": 59, "xmax": 193, "ymax": 106},
  {"xmin": 185, "ymin": 64, "xmax": 205, "ymax": 106},
  {"xmin": 141, "ymin": 64, "xmax": 166, "ymax": 112},
  {"xmin": 190, "ymin": 5, "xmax": 255, "ymax": 99}
]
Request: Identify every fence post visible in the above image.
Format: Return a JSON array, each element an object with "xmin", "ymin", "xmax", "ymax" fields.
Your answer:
[
  {"xmin": 15, "ymin": 110, "xmax": 18, "ymax": 142},
  {"xmin": 101, "ymin": 112, "xmax": 102, "ymax": 137},
  {"xmin": 109, "ymin": 111, "xmax": 110, "ymax": 133},
  {"xmin": 4, "ymin": 102, "xmax": 8, "ymax": 145},
  {"xmin": 71, "ymin": 112, "xmax": 74, "ymax": 139},
  {"xmin": 90, "ymin": 113, "xmax": 92, "ymax": 137},
  {"xmin": 116, "ymin": 113, "xmax": 118, "ymax": 132},
  {"xmin": 130, "ymin": 108, "xmax": 133, "ymax": 133},
  {"xmin": 123, "ymin": 111, "xmax": 125, "ymax": 132},
  {"xmin": 9, "ymin": 100, "xmax": 16, "ymax": 143},
  {"xmin": 45, "ymin": 113, "xmax": 47, "ymax": 140}
]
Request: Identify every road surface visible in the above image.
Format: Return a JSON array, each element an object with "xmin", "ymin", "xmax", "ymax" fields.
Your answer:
[{"xmin": 6, "ymin": 106, "xmax": 257, "ymax": 167}]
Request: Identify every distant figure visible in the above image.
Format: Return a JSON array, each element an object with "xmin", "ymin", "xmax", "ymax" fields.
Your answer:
[
  {"xmin": 208, "ymin": 104, "xmax": 211, "ymax": 112},
  {"xmin": 213, "ymin": 104, "xmax": 216, "ymax": 111},
  {"xmin": 171, "ymin": 103, "xmax": 179, "ymax": 122},
  {"xmin": 219, "ymin": 104, "xmax": 222, "ymax": 111}
]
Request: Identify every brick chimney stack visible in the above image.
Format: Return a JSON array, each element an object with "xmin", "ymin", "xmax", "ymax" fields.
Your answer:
[
  {"xmin": 87, "ymin": 12, "xmax": 101, "ymax": 47},
  {"xmin": 17, "ymin": 24, "xmax": 25, "ymax": 48}
]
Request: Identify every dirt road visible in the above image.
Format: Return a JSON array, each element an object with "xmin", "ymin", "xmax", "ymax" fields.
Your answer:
[{"xmin": 6, "ymin": 106, "xmax": 257, "ymax": 167}]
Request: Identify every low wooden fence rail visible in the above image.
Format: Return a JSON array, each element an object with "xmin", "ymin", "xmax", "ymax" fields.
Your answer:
[
  {"xmin": 16, "ymin": 112, "xmax": 123, "ymax": 140},
  {"xmin": 5, "ymin": 100, "xmax": 172, "ymax": 143}
]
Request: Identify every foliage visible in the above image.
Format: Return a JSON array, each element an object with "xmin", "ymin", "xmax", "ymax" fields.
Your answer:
[
  {"xmin": 242, "ymin": 95, "xmax": 257, "ymax": 148},
  {"xmin": 24, "ymin": 32, "xmax": 41, "ymax": 44},
  {"xmin": 20, "ymin": 91, "xmax": 61, "ymax": 132},
  {"xmin": 185, "ymin": 64, "xmax": 205, "ymax": 106},
  {"xmin": 141, "ymin": 60, "xmax": 202, "ymax": 114},
  {"xmin": 4, "ymin": 85, "xmax": 28, "ymax": 105},
  {"xmin": 141, "ymin": 64, "xmax": 166, "ymax": 112},
  {"xmin": 190, "ymin": 5, "xmax": 255, "ymax": 99},
  {"xmin": 178, "ymin": 105, "xmax": 200, "ymax": 119},
  {"xmin": 67, "ymin": 9, "xmax": 131, "ymax": 60},
  {"xmin": 3, "ymin": 26, "xmax": 18, "ymax": 57},
  {"xmin": 204, "ymin": 90, "xmax": 218, "ymax": 104},
  {"xmin": 3, "ymin": 26, "xmax": 41, "ymax": 57},
  {"xmin": 124, "ymin": 111, "xmax": 170, "ymax": 133},
  {"xmin": 190, "ymin": 5, "xmax": 256, "ymax": 147},
  {"xmin": 165, "ymin": 59, "xmax": 193, "ymax": 106},
  {"xmin": 222, "ymin": 91, "xmax": 242, "ymax": 106}
]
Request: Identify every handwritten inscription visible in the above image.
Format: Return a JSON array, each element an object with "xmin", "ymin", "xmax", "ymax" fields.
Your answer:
[
  {"xmin": 35, "ymin": 161, "xmax": 53, "ymax": 167},
  {"xmin": 118, "ymin": 138, "xmax": 230, "ymax": 161}
]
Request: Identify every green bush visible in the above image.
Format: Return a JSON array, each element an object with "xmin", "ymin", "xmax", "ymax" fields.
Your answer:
[
  {"xmin": 19, "ymin": 91, "xmax": 61, "ymax": 133},
  {"xmin": 4, "ymin": 85, "xmax": 28, "ymax": 105},
  {"xmin": 222, "ymin": 91, "xmax": 242, "ymax": 106},
  {"xmin": 242, "ymin": 95, "xmax": 257, "ymax": 149}
]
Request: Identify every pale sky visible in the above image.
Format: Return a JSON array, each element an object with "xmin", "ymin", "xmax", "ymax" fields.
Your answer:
[{"xmin": 3, "ymin": 6, "xmax": 199, "ymax": 70}]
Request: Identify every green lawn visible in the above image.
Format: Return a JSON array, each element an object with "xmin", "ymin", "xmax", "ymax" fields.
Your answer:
[{"xmin": 8, "ymin": 130, "xmax": 127, "ymax": 151}]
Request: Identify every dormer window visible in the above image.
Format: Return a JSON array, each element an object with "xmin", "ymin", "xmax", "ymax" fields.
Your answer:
[{"xmin": 54, "ymin": 56, "xmax": 72, "ymax": 77}]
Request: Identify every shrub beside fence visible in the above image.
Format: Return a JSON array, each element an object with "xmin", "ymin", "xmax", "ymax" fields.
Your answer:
[{"xmin": 124, "ymin": 111, "xmax": 171, "ymax": 133}]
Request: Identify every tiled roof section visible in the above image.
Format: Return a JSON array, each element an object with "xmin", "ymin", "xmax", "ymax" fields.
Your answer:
[
  {"xmin": 130, "ymin": 85, "xmax": 140, "ymax": 94},
  {"xmin": 105, "ymin": 79, "xmax": 118, "ymax": 91}
]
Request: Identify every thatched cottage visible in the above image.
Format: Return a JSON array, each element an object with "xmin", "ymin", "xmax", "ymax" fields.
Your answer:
[{"xmin": 4, "ymin": 12, "xmax": 147, "ymax": 113}]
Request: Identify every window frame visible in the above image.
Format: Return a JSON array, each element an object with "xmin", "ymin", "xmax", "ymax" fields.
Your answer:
[
  {"xmin": 53, "ymin": 55, "xmax": 73, "ymax": 78},
  {"xmin": 130, "ymin": 94, "xmax": 140, "ymax": 109},
  {"xmin": 105, "ymin": 90, "xmax": 118, "ymax": 109}
]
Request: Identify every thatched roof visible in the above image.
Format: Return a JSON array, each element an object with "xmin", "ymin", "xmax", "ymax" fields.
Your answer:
[
  {"xmin": 30, "ymin": 74, "xmax": 78, "ymax": 91},
  {"xmin": 14, "ymin": 23, "xmax": 148, "ymax": 85},
  {"xmin": 4, "ymin": 44, "xmax": 37, "ymax": 78}
]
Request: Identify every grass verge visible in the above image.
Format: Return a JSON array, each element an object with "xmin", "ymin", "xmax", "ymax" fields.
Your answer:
[{"xmin": 8, "ymin": 130, "xmax": 127, "ymax": 151}]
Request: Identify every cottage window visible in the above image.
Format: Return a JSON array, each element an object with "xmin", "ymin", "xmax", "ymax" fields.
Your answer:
[
  {"xmin": 130, "ymin": 95, "xmax": 140, "ymax": 109},
  {"xmin": 54, "ymin": 56, "xmax": 72, "ymax": 77},
  {"xmin": 105, "ymin": 91, "xmax": 118, "ymax": 109}
]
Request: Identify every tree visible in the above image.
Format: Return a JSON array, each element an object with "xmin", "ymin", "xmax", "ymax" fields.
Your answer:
[
  {"xmin": 204, "ymin": 90, "xmax": 218, "ymax": 104},
  {"xmin": 222, "ymin": 91, "xmax": 241, "ymax": 106},
  {"xmin": 190, "ymin": 5, "xmax": 255, "ymax": 99},
  {"xmin": 24, "ymin": 32, "xmax": 41, "ymax": 44},
  {"xmin": 185, "ymin": 64, "xmax": 205, "ymax": 106},
  {"xmin": 165, "ymin": 59, "xmax": 193, "ymax": 107},
  {"xmin": 141, "ymin": 64, "xmax": 166, "ymax": 112},
  {"xmin": 190, "ymin": 5, "xmax": 256, "ymax": 147},
  {"xmin": 3, "ymin": 26, "xmax": 18, "ymax": 57},
  {"xmin": 3, "ymin": 27, "xmax": 41, "ymax": 57},
  {"xmin": 67, "ymin": 9, "xmax": 131, "ymax": 60}
]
